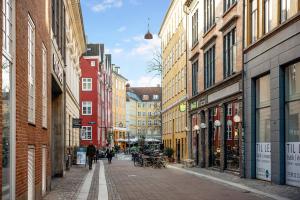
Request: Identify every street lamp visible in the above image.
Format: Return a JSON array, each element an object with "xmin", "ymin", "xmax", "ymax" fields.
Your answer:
[{"xmin": 144, "ymin": 18, "xmax": 153, "ymax": 40}]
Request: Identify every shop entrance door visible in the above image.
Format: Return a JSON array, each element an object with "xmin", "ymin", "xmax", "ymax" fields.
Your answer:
[{"xmin": 177, "ymin": 141, "xmax": 181, "ymax": 162}]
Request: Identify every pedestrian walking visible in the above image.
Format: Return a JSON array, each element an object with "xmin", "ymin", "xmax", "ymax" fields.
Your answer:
[
  {"xmin": 94, "ymin": 149, "xmax": 99, "ymax": 163},
  {"xmin": 106, "ymin": 148, "xmax": 113, "ymax": 164},
  {"xmin": 86, "ymin": 142, "xmax": 96, "ymax": 170}
]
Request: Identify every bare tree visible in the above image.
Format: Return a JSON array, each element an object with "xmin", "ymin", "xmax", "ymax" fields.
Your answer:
[{"xmin": 147, "ymin": 50, "xmax": 162, "ymax": 77}]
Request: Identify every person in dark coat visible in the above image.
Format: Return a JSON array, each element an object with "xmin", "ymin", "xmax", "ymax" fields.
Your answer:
[
  {"xmin": 106, "ymin": 148, "xmax": 113, "ymax": 164},
  {"xmin": 86, "ymin": 143, "xmax": 96, "ymax": 170}
]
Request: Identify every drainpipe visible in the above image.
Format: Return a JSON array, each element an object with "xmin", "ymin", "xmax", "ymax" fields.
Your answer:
[{"xmin": 241, "ymin": 0, "xmax": 246, "ymax": 178}]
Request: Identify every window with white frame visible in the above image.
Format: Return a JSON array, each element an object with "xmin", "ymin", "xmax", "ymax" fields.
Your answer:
[
  {"xmin": 226, "ymin": 124, "xmax": 232, "ymax": 140},
  {"xmin": 81, "ymin": 126, "xmax": 92, "ymax": 140},
  {"xmin": 91, "ymin": 60, "xmax": 96, "ymax": 67},
  {"xmin": 28, "ymin": 15, "xmax": 35, "ymax": 123},
  {"xmin": 82, "ymin": 78, "xmax": 92, "ymax": 91},
  {"xmin": 148, "ymin": 120, "xmax": 152, "ymax": 126},
  {"xmin": 227, "ymin": 103, "xmax": 232, "ymax": 116},
  {"xmin": 82, "ymin": 101, "xmax": 92, "ymax": 115},
  {"xmin": 42, "ymin": 45, "xmax": 47, "ymax": 128},
  {"xmin": 153, "ymin": 94, "xmax": 159, "ymax": 100}
]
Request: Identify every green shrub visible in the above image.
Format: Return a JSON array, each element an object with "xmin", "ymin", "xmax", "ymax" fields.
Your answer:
[{"xmin": 164, "ymin": 147, "xmax": 174, "ymax": 158}]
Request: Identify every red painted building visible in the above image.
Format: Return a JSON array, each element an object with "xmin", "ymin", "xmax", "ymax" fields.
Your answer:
[{"xmin": 80, "ymin": 44, "xmax": 112, "ymax": 148}]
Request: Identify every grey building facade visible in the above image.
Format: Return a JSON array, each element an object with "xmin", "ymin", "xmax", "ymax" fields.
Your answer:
[{"xmin": 244, "ymin": 1, "xmax": 300, "ymax": 187}]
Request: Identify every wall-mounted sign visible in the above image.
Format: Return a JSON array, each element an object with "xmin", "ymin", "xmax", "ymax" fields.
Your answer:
[
  {"xmin": 256, "ymin": 142, "xmax": 271, "ymax": 181},
  {"xmin": 88, "ymin": 121, "xmax": 96, "ymax": 125},
  {"xmin": 286, "ymin": 142, "xmax": 300, "ymax": 187},
  {"xmin": 72, "ymin": 118, "xmax": 82, "ymax": 128},
  {"xmin": 190, "ymin": 101, "xmax": 198, "ymax": 110},
  {"xmin": 179, "ymin": 102, "xmax": 186, "ymax": 112}
]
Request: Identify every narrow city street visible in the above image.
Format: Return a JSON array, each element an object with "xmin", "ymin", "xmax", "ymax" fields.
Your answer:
[{"xmin": 43, "ymin": 156, "xmax": 300, "ymax": 200}]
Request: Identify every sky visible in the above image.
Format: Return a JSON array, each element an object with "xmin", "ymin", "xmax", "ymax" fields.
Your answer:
[{"xmin": 81, "ymin": 0, "xmax": 171, "ymax": 87}]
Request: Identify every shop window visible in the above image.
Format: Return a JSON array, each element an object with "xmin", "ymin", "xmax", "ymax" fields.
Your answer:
[
  {"xmin": 226, "ymin": 125, "xmax": 232, "ymax": 140},
  {"xmin": 285, "ymin": 62, "xmax": 300, "ymax": 187},
  {"xmin": 227, "ymin": 103, "xmax": 233, "ymax": 116},
  {"xmin": 256, "ymin": 74, "xmax": 271, "ymax": 181}
]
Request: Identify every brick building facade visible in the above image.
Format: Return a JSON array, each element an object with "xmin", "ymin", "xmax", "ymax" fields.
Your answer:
[
  {"xmin": 80, "ymin": 44, "xmax": 113, "ymax": 148},
  {"xmin": 185, "ymin": 0, "xmax": 243, "ymax": 174},
  {"xmin": 1, "ymin": 0, "xmax": 52, "ymax": 199}
]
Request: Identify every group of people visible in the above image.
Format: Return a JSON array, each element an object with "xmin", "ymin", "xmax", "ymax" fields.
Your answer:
[{"xmin": 86, "ymin": 143, "xmax": 114, "ymax": 170}]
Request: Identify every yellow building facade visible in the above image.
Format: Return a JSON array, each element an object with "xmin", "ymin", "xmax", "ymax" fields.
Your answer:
[
  {"xmin": 159, "ymin": 0, "xmax": 188, "ymax": 162},
  {"xmin": 112, "ymin": 66, "xmax": 128, "ymax": 150}
]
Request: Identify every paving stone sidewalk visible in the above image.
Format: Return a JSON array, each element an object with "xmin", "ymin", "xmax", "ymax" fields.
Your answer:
[
  {"xmin": 43, "ymin": 161, "xmax": 104, "ymax": 200},
  {"xmin": 171, "ymin": 163, "xmax": 300, "ymax": 200}
]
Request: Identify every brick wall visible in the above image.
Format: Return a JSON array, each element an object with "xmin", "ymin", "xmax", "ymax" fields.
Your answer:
[{"xmin": 15, "ymin": 0, "xmax": 51, "ymax": 199}]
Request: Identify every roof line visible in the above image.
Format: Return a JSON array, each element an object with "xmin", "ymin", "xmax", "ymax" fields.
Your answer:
[{"xmin": 158, "ymin": 0, "xmax": 175, "ymax": 36}]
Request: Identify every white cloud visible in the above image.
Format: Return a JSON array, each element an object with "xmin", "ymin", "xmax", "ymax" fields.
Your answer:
[
  {"xmin": 117, "ymin": 26, "xmax": 127, "ymax": 32},
  {"xmin": 123, "ymin": 39, "xmax": 131, "ymax": 43},
  {"xmin": 129, "ymin": 75, "xmax": 161, "ymax": 87},
  {"xmin": 91, "ymin": 0, "xmax": 123, "ymax": 12},
  {"xmin": 129, "ymin": 0, "xmax": 140, "ymax": 5},
  {"xmin": 113, "ymin": 48, "xmax": 124, "ymax": 54},
  {"xmin": 130, "ymin": 34, "xmax": 160, "ymax": 57}
]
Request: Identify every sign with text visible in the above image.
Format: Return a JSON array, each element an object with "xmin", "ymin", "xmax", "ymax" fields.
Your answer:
[
  {"xmin": 76, "ymin": 147, "xmax": 87, "ymax": 165},
  {"xmin": 256, "ymin": 142, "xmax": 271, "ymax": 181},
  {"xmin": 286, "ymin": 142, "xmax": 300, "ymax": 187},
  {"xmin": 72, "ymin": 118, "xmax": 82, "ymax": 128}
]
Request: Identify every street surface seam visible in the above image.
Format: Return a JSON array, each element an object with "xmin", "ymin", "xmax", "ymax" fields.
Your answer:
[
  {"xmin": 77, "ymin": 164, "xmax": 96, "ymax": 200},
  {"xmin": 98, "ymin": 160, "xmax": 108, "ymax": 200},
  {"xmin": 168, "ymin": 165, "xmax": 290, "ymax": 200}
]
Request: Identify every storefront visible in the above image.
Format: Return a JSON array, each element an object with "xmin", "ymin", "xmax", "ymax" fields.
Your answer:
[
  {"xmin": 243, "ymin": 16, "xmax": 300, "ymax": 186},
  {"xmin": 188, "ymin": 74, "xmax": 243, "ymax": 174}
]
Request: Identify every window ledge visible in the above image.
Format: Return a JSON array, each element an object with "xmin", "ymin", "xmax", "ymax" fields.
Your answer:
[
  {"xmin": 191, "ymin": 41, "xmax": 199, "ymax": 51},
  {"xmin": 222, "ymin": 2, "xmax": 238, "ymax": 18},
  {"xmin": 202, "ymin": 23, "xmax": 216, "ymax": 38},
  {"xmin": 28, "ymin": 122, "xmax": 36, "ymax": 127}
]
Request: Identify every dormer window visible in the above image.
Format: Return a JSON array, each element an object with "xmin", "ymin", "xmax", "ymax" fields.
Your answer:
[
  {"xmin": 153, "ymin": 95, "xmax": 159, "ymax": 100},
  {"xmin": 142, "ymin": 95, "xmax": 149, "ymax": 100}
]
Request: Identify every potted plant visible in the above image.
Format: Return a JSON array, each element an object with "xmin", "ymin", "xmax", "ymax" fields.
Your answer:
[{"xmin": 164, "ymin": 147, "xmax": 174, "ymax": 162}]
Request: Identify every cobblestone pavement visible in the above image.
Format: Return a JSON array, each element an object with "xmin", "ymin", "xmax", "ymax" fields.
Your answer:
[
  {"xmin": 105, "ymin": 160, "xmax": 272, "ymax": 200},
  {"xmin": 43, "ymin": 165, "xmax": 89, "ymax": 200},
  {"xmin": 171, "ymin": 163, "xmax": 300, "ymax": 200}
]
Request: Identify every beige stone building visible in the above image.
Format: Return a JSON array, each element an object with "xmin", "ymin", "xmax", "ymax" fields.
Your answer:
[
  {"xmin": 112, "ymin": 66, "xmax": 128, "ymax": 149},
  {"xmin": 65, "ymin": 0, "xmax": 86, "ymax": 156},
  {"xmin": 159, "ymin": 0, "xmax": 188, "ymax": 162}
]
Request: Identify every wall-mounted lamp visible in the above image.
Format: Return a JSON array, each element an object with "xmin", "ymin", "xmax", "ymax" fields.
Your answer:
[
  {"xmin": 214, "ymin": 120, "xmax": 221, "ymax": 127},
  {"xmin": 233, "ymin": 114, "xmax": 241, "ymax": 123},
  {"xmin": 193, "ymin": 125, "xmax": 200, "ymax": 131},
  {"xmin": 200, "ymin": 123, "xmax": 207, "ymax": 129}
]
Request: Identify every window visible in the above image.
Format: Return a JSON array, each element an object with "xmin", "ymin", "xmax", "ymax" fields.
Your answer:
[
  {"xmin": 138, "ymin": 112, "xmax": 141, "ymax": 116},
  {"xmin": 148, "ymin": 112, "xmax": 152, "ymax": 116},
  {"xmin": 226, "ymin": 125, "xmax": 232, "ymax": 140},
  {"xmin": 148, "ymin": 120, "xmax": 152, "ymax": 126},
  {"xmin": 224, "ymin": 0, "xmax": 236, "ymax": 12},
  {"xmin": 204, "ymin": 0, "xmax": 215, "ymax": 32},
  {"xmin": 138, "ymin": 103, "xmax": 141, "ymax": 108},
  {"xmin": 138, "ymin": 120, "xmax": 141, "ymax": 126},
  {"xmin": 204, "ymin": 45, "xmax": 215, "ymax": 89},
  {"xmin": 250, "ymin": 0, "xmax": 258, "ymax": 43},
  {"xmin": 154, "ymin": 120, "xmax": 159, "ymax": 126},
  {"xmin": 142, "ymin": 121, "xmax": 146, "ymax": 126},
  {"xmin": 142, "ymin": 95, "xmax": 149, "ymax": 100},
  {"xmin": 91, "ymin": 60, "xmax": 95, "ymax": 67},
  {"xmin": 81, "ymin": 126, "xmax": 92, "ymax": 140},
  {"xmin": 42, "ymin": 45, "xmax": 47, "ymax": 128},
  {"xmin": 192, "ymin": 10, "xmax": 198, "ymax": 46},
  {"xmin": 192, "ymin": 60, "xmax": 198, "ymax": 96},
  {"xmin": 82, "ymin": 101, "xmax": 92, "ymax": 115},
  {"xmin": 82, "ymin": 78, "xmax": 92, "ymax": 91},
  {"xmin": 227, "ymin": 103, "xmax": 233, "ymax": 116},
  {"xmin": 281, "ymin": 0, "xmax": 298, "ymax": 23},
  {"xmin": 285, "ymin": 62, "xmax": 300, "ymax": 187},
  {"xmin": 256, "ymin": 74, "xmax": 271, "ymax": 181},
  {"xmin": 153, "ymin": 94, "xmax": 159, "ymax": 100},
  {"xmin": 143, "ymin": 112, "xmax": 146, "ymax": 116},
  {"xmin": 3, "ymin": 0, "xmax": 13, "ymax": 55},
  {"xmin": 264, "ymin": 0, "xmax": 272, "ymax": 34},
  {"xmin": 223, "ymin": 28, "xmax": 236, "ymax": 79},
  {"xmin": 28, "ymin": 15, "xmax": 35, "ymax": 123}
]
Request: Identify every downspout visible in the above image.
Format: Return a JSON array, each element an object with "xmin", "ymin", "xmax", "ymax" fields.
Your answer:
[
  {"xmin": 242, "ymin": 0, "xmax": 246, "ymax": 178},
  {"xmin": 183, "ymin": 4, "xmax": 191, "ymax": 159}
]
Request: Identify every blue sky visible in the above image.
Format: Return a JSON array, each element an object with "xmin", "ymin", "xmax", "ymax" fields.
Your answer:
[{"xmin": 81, "ymin": 0, "xmax": 171, "ymax": 86}]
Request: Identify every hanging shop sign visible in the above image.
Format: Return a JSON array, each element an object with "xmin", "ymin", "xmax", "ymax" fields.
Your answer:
[
  {"xmin": 286, "ymin": 142, "xmax": 300, "ymax": 187},
  {"xmin": 72, "ymin": 118, "xmax": 82, "ymax": 128},
  {"xmin": 179, "ymin": 102, "xmax": 186, "ymax": 112},
  {"xmin": 256, "ymin": 142, "xmax": 271, "ymax": 181}
]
